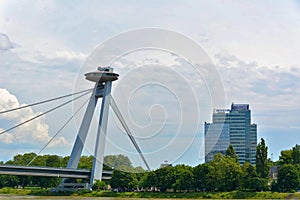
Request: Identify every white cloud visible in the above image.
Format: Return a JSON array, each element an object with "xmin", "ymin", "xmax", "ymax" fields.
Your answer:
[
  {"xmin": 0, "ymin": 88, "xmax": 69, "ymax": 147},
  {"xmin": 41, "ymin": 51, "xmax": 85, "ymax": 61},
  {"xmin": 0, "ymin": 128, "xmax": 13, "ymax": 144},
  {"xmin": 215, "ymin": 51, "xmax": 300, "ymax": 126},
  {"xmin": 0, "ymin": 38, "xmax": 81, "ymax": 104},
  {"xmin": 21, "ymin": 50, "xmax": 86, "ymax": 65},
  {"xmin": 0, "ymin": 33, "xmax": 13, "ymax": 50}
]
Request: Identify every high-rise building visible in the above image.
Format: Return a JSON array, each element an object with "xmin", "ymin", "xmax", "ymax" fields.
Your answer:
[{"xmin": 204, "ymin": 103, "xmax": 257, "ymax": 165}]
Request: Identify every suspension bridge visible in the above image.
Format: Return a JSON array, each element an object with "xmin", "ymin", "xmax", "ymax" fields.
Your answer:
[{"xmin": 0, "ymin": 67, "xmax": 150, "ymax": 190}]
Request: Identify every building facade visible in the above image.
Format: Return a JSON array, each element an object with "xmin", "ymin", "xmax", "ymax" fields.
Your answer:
[{"xmin": 204, "ymin": 103, "xmax": 257, "ymax": 165}]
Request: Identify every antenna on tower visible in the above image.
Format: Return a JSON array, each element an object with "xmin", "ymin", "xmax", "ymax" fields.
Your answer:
[{"xmin": 271, "ymin": 153, "xmax": 273, "ymax": 162}]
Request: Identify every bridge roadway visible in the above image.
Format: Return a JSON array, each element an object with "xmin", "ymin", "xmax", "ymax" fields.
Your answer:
[{"xmin": 0, "ymin": 165, "xmax": 112, "ymax": 180}]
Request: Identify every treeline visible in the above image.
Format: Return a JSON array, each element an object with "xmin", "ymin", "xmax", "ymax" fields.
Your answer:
[
  {"xmin": 110, "ymin": 139, "xmax": 300, "ymax": 193},
  {"xmin": 0, "ymin": 153, "xmax": 142, "ymax": 189},
  {"xmin": 272, "ymin": 143, "xmax": 300, "ymax": 192},
  {"xmin": 0, "ymin": 139, "xmax": 299, "ymax": 193}
]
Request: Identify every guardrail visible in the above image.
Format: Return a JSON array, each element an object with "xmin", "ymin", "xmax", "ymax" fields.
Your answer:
[{"xmin": 0, "ymin": 165, "xmax": 112, "ymax": 179}]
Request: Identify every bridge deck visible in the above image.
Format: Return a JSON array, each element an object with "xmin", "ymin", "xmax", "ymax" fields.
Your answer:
[{"xmin": 0, "ymin": 165, "xmax": 112, "ymax": 179}]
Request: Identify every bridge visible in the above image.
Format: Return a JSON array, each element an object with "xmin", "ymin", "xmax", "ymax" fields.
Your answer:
[
  {"xmin": 0, "ymin": 165, "xmax": 112, "ymax": 180},
  {"xmin": 0, "ymin": 66, "xmax": 150, "ymax": 190}
]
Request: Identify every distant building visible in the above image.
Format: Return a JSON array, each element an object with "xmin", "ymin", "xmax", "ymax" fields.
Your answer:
[
  {"xmin": 270, "ymin": 166, "xmax": 280, "ymax": 180},
  {"xmin": 204, "ymin": 103, "xmax": 257, "ymax": 165},
  {"xmin": 160, "ymin": 161, "xmax": 172, "ymax": 168},
  {"xmin": 204, "ymin": 123, "xmax": 230, "ymax": 162}
]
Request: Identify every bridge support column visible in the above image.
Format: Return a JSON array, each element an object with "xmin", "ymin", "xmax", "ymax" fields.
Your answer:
[
  {"xmin": 61, "ymin": 67, "xmax": 118, "ymax": 190},
  {"xmin": 90, "ymin": 81, "xmax": 112, "ymax": 185},
  {"xmin": 62, "ymin": 67, "xmax": 118, "ymax": 190},
  {"xmin": 67, "ymin": 85, "xmax": 98, "ymax": 169}
]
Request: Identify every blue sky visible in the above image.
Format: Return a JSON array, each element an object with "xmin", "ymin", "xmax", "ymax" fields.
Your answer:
[{"xmin": 0, "ymin": 0, "xmax": 299, "ymax": 169}]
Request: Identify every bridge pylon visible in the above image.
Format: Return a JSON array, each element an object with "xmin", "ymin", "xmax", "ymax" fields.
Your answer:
[{"xmin": 64, "ymin": 66, "xmax": 119, "ymax": 188}]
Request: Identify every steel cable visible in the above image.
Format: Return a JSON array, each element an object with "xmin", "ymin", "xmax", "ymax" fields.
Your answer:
[
  {"xmin": 0, "ymin": 91, "xmax": 91, "ymax": 135},
  {"xmin": 110, "ymin": 96, "xmax": 151, "ymax": 171},
  {"xmin": 27, "ymin": 97, "xmax": 90, "ymax": 166},
  {"xmin": 0, "ymin": 88, "xmax": 92, "ymax": 115}
]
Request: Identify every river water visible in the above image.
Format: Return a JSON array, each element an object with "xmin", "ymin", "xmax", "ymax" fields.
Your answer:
[
  {"xmin": 0, "ymin": 196, "xmax": 141, "ymax": 199},
  {"xmin": 0, "ymin": 196, "xmax": 181, "ymax": 200}
]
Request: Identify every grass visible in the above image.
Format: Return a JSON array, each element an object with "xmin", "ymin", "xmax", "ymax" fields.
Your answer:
[
  {"xmin": 0, "ymin": 187, "xmax": 300, "ymax": 199},
  {"xmin": 0, "ymin": 187, "xmax": 71, "ymax": 196},
  {"xmin": 72, "ymin": 190, "xmax": 300, "ymax": 199}
]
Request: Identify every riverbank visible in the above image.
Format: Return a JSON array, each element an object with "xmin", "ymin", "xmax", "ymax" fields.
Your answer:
[{"xmin": 0, "ymin": 188, "xmax": 299, "ymax": 199}]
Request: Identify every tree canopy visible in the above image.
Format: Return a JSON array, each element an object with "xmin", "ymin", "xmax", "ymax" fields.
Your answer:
[
  {"xmin": 256, "ymin": 138, "xmax": 269, "ymax": 178},
  {"xmin": 0, "ymin": 141, "xmax": 299, "ymax": 193}
]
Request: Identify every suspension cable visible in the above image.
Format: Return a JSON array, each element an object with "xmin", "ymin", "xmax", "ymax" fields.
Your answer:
[
  {"xmin": 110, "ymin": 96, "xmax": 151, "ymax": 171},
  {"xmin": 0, "ymin": 88, "xmax": 93, "ymax": 115},
  {"xmin": 0, "ymin": 91, "xmax": 91, "ymax": 135},
  {"xmin": 27, "ymin": 97, "xmax": 90, "ymax": 166}
]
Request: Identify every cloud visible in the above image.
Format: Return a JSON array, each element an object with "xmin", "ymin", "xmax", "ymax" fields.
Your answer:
[
  {"xmin": 215, "ymin": 51, "xmax": 238, "ymax": 66},
  {"xmin": 0, "ymin": 43, "xmax": 81, "ymax": 104},
  {"xmin": 216, "ymin": 51, "xmax": 300, "ymax": 96},
  {"xmin": 0, "ymin": 33, "xmax": 13, "ymax": 50},
  {"xmin": 0, "ymin": 88, "xmax": 69, "ymax": 147},
  {"xmin": 22, "ymin": 50, "xmax": 86, "ymax": 66},
  {"xmin": 215, "ymin": 51, "xmax": 300, "ymax": 126},
  {"xmin": 0, "ymin": 129, "xmax": 13, "ymax": 144}
]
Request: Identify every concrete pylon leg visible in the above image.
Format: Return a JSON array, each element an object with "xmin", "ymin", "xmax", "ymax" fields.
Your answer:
[
  {"xmin": 67, "ymin": 84, "xmax": 98, "ymax": 169},
  {"xmin": 90, "ymin": 81, "xmax": 112, "ymax": 185}
]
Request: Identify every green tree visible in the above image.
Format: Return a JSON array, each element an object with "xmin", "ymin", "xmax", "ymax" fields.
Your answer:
[
  {"xmin": 11, "ymin": 152, "xmax": 37, "ymax": 165},
  {"xmin": 61, "ymin": 156, "xmax": 70, "ymax": 167},
  {"xmin": 1, "ymin": 153, "xmax": 148, "ymax": 189},
  {"xmin": 279, "ymin": 150, "xmax": 293, "ymax": 165},
  {"xmin": 78, "ymin": 155, "xmax": 94, "ymax": 170},
  {"xmin": 30, "ymin": 155, "xmax": 46, "ymax": 166},
  {"xmin": 140, "ymin": 171, "xmax": 156, "ymax": 190},
  {"xmin": 256, "ymin": 138, "xmax": 269, "ymax": 178},
  {"xmin": 241, "ymin": 162, "xmax": 268, "ymax": 191},
  {"xmin": 292, "ymin": 144, "xmax": 300, "ymax": 164},
  {"xmin": 8, "ymin": 152, "xmax": 34, "ymax": 188},
  {"xmin": 226, "ymin": 144, "xmax": 238, "ymax": 162},
  {"xmin": 206, "ymin": 153, "xmax": 242, "ymax": 191},
  {"xmin": 2, "ymin": 175, "xmax": 19, "ymax": 188},
  {"xmin": 45, "ymin": 155, "xmax": 62, "ymax": 167},
  {"xmin": 110, "ymin": 170, "xmax": 138, "ymax": 191},
  {"xmin": 93, "ymin": 180, "xmax": 106, "ymax": 190},
  {"xmin": 222, "ymin": 156, "xmax": 242, "ymax": 191},
  {"xmin": 104, "ymin": 154, "xmax": 133, "ymax": 171},
  {"xmin": 194, "ymin": 163, "xmax": 210, "ymax": 191},
  {"xmin": 0, "ymin": 175, "xmax": 4, "ymax": 188},
  {"xmin": 133, "ymin": 166, "xmax": 145, "ymax": 173},
  {"xmin": 241, "ymin": 162, "xmax": 256, "ymax": 190},
  {"xmin": 153, "ymin": 166, "xmax": 174, "ymax": 192},
  {"xmin": 277, "ymin": 164, "xmax": 299, "ymax": 192},
  {"xmin": 206, "ymin": 154, "xmax": 223, "ymax": 191},
  {"xmin": 172, "ymin": 165, "xmax": 194, "ymax": 192},
  {"xmin": 35, "ymin": 177, "xmax": 58, "ymax": 189}
]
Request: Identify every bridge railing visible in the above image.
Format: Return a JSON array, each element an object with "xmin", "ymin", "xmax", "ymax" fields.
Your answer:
[{"xmin": 0, "ymin": 164, "xmax": 112, "ymax": 179}]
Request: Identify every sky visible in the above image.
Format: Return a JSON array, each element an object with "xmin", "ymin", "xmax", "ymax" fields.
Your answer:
[{"xmin": 0, "ymin": 0, "xmax": 299, "ymax": 169}]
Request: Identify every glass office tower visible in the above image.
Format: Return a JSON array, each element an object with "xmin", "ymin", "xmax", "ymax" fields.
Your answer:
[{"xmin": 204, "ymin": 103, "xmax": 257, "ymax": 165}]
